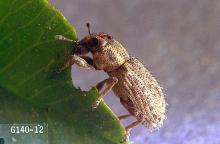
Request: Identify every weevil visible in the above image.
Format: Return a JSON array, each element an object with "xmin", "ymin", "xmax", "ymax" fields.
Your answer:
[{"xmin": 55, "ymin": 23, "xmax": 167, "ymax": 136}]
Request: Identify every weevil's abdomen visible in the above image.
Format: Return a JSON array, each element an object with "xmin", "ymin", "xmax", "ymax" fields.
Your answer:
[{"xmin": 108, "ymin": 56, "xmax": 166, "ymax": 130}]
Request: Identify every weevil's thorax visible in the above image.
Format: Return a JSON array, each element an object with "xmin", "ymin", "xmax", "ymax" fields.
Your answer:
[
  {"xmin": 93, "ymin": 37, "xmax": 130, "ymax": 72},
  {"xmin": 78, "ymin": 32, "xmax": 130, "ymax": 72}
]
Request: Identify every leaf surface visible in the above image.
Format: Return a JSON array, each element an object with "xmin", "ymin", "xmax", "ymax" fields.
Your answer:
[{"xmin": 0, "ymin": 0, "xmax": 126, "ymax": 143}]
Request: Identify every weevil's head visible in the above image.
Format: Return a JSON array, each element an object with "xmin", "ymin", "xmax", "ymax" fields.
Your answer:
[{"xmin": 74, "ymin": 23, "xmax": 130, "ymax": 72}]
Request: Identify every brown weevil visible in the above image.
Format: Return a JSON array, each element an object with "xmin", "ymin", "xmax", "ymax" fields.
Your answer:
[{"xmin": 55, "ymin": 23, "xmax": 167, "ymax": 137}]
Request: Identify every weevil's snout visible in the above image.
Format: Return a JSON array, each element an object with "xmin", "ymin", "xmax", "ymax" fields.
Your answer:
[
  {"xmin": 76, "ymin": 35, "xmax": 106, "ymax": 54},
  {"xmin": 73, "ymin": 41, "xmax": 89, "ymax": 55},
  {"xmin": 74, "ymin": 31, "xmax": 113, "ymax": 55},
  {"xmin": 85, "ymin": 37, "xmax": 99, "ymax": 49}
]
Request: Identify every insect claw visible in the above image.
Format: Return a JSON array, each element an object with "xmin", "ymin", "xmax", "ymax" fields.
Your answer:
[
  {"xmin": 120, "ymin": 133, "xmax": 129, "ymax": 143},
  {"xmin": 91, "ymin": 98, "xmax": 102, "ymax": 109},
  {"xmin": 56, "ymin": 64, "xmax": 69, "ymax": 73},
  {"xmin": 55, "ymin": 68, "xmax": 62, "ymax": 73}
]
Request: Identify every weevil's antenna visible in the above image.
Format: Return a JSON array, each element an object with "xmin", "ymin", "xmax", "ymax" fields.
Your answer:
[{"xmin": 86, "ymin": 23, "xmax": 91, "ymax": 36}]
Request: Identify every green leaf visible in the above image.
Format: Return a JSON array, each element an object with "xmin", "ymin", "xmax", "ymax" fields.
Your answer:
[{"xmin": 0, "ymin": 0, "xmax": 127, "ymax": 143}]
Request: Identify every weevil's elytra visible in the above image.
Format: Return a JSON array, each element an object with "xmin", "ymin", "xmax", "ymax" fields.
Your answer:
[
  {"xmin": 109, "ymin": 57, "xmax": 166, "ymax": 130},
  {"xmin": 55, "ymin": 23, "xmax": 167, "ymax": 136}
]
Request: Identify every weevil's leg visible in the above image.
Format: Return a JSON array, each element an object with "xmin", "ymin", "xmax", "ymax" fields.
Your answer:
[
  {"xmin": 95, "ymin": 79, "xmax": 107, "ymax": 91},
  {"xmin": 118, "ymin": 98, "xmax": 137, "ymax": 120},
  {"xmin": 54, "ymin": 35, "xmax": 74, "ymax": 42},
  {"xmin": 120, "ymin": 98, "xmax": 139, "ymax": 116},
  {"xmin": 74, "ymin": 55, "xmax": 95, "ymax": 69},
  {"xmin": 125, "ymin": 115, "xmax": 144, "ymax": 133},
  {"xmin": 119, "ymin": 116, "xmax": 144, "ymax": 143},
  {"xmin": 118, "ymin": 114, "xmax": 132, "ymax": 120},
  {"xmin": 79, "ymin": 55, "xmax": 94, "ymax": 66},
  {"xmin": 57, "ymin": 55, "xmax": 95, "ymax": 72},
  {"xmin": 92, "ymin": 77, "xmax": 118, "ymax": 108}
]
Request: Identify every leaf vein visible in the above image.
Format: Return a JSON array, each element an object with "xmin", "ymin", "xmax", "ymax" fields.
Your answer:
[
  {"xmin": 0, "ymin": 5, "xmax": 46, "ymax": 44},
  {"xmin": 47, "ymin": 94, "xmax": 74, "ymax": 106},
  {"xmin": 0, "ymin": 40, "xmax": 54, "ymax": 74},
  {"xmin": 0, "ymin": 0, "xmax": 34, "ymax": 26},
  {"xmin": 17, "ymin": 59, "xmax": 55, "ymax": 86},
  {"xmin": 0, "ymin": 15, "xmax": 57, "ymax": 74},
  {"xmin": 30, "ymin": 80, "xmax": 72, "ymax": 99}
]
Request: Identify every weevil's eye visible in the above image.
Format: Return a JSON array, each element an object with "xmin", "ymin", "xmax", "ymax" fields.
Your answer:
[
  {"xmin": 87, "ymin": 38, "xmax": 98, "ymax": 48},
  {"xmin": 107, "ymin": 35, "xmax": 112, "ymax": 39}
]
